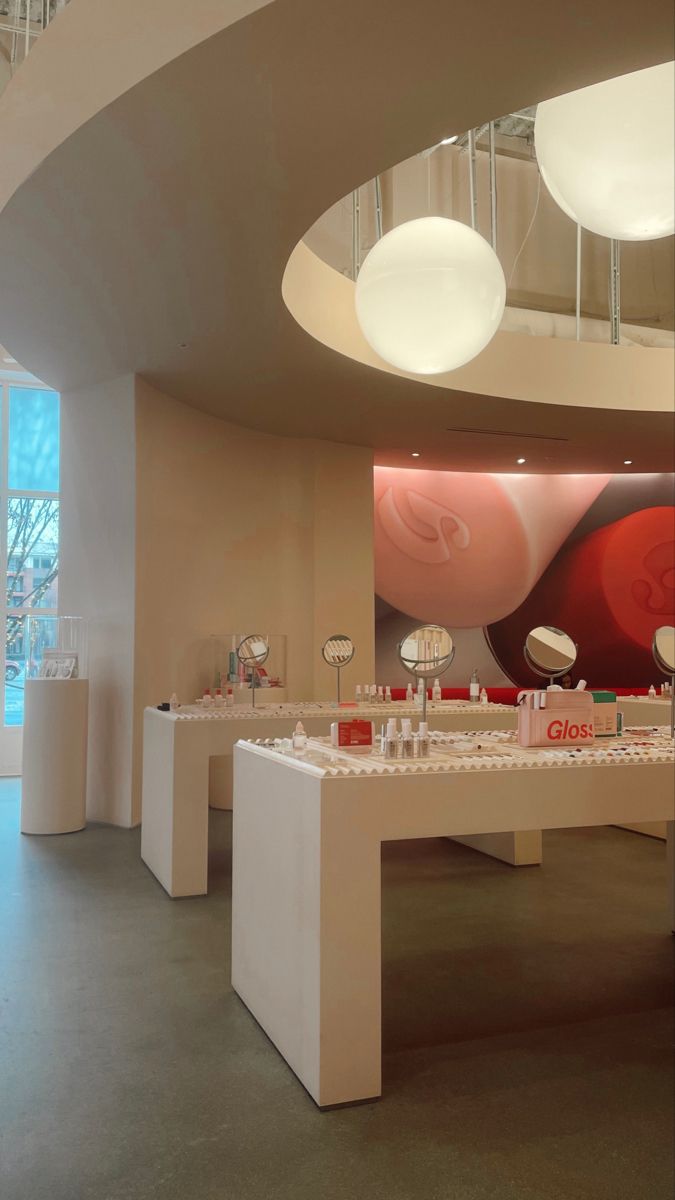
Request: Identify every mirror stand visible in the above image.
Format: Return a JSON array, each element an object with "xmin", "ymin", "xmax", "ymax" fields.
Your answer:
[
  {"xmin": 236, "ymin": 635, "xmax": 271, "ymax": 710},
  {"xmin": 321, "ymin": 635, "xmax": 356, "ymax": 706}
]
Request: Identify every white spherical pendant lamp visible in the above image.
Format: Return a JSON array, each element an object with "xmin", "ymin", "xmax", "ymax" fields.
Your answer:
[
  {"xmin": 354, "ymin": 217, "xmax": 506, "ymax": 375},
  {"xmin": 534, "ymin": 61, "xmax": 675, "ymax": 241}
]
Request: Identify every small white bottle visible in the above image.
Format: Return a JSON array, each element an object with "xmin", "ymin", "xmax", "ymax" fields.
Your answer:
[
  {"xmin": 432, "ymin": 678, "xmax": 442, "ymax": 702},
  {"xmin": 202, "ymin": 689, "xmax": 213, "ymax": 708},
  {"xmin": 226, "ymin": 688, "xmax": 234, "ymax": 708},
  {"xmin": 469, "ymin": 668, "xmax": 480, "ymax": 702},
  {"xmin": 370, "ymin": 684, "xmax": 378, "ymax": 704},
  {"xmin": 385, "ymin": 685, "xmax": 392, "ymax": 703},
  {"xmin": 401, "ymin": 718, "xmax": 414, "ymax": 759},
  {"xmin": 355, "ymin": 684, "xmax": 362, "ymax": 705},
  {"xmin": 385, "ymin": 717, "xmax": 398, "ymax": 759},
  {"xmin": 293, "ymin": 721, "xmax": 307, "ymax": 753},
  {"xmin": 377, "ymin": 685, "xmax": 384, "ymax": 703},
  {"xmin": 479, "ymin": 687, "xmax": 488, "ymax": 706},
  {"xmin": 415, "ymin": 678, "xmax": 425, "ymax": 706},
  {"xmin": 418, "ymin": 720, "xmax": 430, "ymax": 758},
  {"xmin": 648, "ymin": 683, "xmax": 657, "ymax": 698},
  {"xmin": 169, "ymin": 692, "xmax": 179, "ymax": 712},
  {"xmin": 406, "ymin": 682, "xmax": 414, "ymax": 703}
]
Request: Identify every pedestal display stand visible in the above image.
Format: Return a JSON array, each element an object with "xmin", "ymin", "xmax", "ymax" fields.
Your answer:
[{"xmin": 21, "ymin": 678, "xmax": 89, "ymax": 835}]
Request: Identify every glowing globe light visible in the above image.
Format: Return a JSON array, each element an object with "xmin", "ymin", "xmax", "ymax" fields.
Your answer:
[
  {"xmin": 534, "ymin": 61, "xmax": 675, "ymax": 241},
  {"xmin": 354, "ymin": 217, "xmax": 506, "ymax": 375}
]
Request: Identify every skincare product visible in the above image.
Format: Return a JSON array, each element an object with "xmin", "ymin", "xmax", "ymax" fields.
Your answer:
[
  {"xmin": 416, "ymin": 678, "xmax": 424, "ymax": 705},
  {"xmin": 401, "ymin": 718, "xmax": 414, "ymax": 759},
  {"xmin": 292, "ymin": 721, "xmax": 307, "ymax": 753},
  {"xmin": 385, "ymin": 685, "xmax": 392, "ymax": 703},
  {"xmin": 385, "ymin": 717, "xmax": 398, "ymax": 760},
  {"xmin": 169, "ymin": 693, "xmax": 179, "ymax": 712},
  {"xmin": 370, "ymin": 684, "xmax": 377, "ymax": 703},
  {"xmin": 226, "ymin": 688, "xmax": 234, "ymax": 708},
  {"xmin": 576, "ymin": 679, "xmax": 587, "ymax": 691},
  {"xmin": 432, "ymin": 678, "xmax": 442, "ymax": 702},
  {"xmin": 648, "ymin": 684, "xmax": 657, "ymax": 698},
  {"xmin": 377, "ymin": 686, "xmax": 384, "ymax": 703},
  {"xmin": 469, "ymin": 668, "xmax": 480, "ymax": 701},
  {"xmin": 355, "ymin": 684, "xmax": 362, "ymax": 705},
  {"xmin": 406, "ymin": 683, "xmax": 414, "ymax": 703},
  {"xmin": 418, "ymin": 721, "xmax": 430, "ymax": 758},
  {"xmin": 479, "ymin": 687, "xmax": 488, "ymax": 705}
]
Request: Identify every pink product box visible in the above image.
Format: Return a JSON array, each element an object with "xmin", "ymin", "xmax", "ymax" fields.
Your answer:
[{"xmin": 517, "ymin": 690, "xmax": 595, "ymax": 748}]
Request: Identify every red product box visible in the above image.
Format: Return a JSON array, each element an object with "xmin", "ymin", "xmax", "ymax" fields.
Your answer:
[{"xmin": 337, "ymin": 720, "xmax": 374, "ymax": 748}]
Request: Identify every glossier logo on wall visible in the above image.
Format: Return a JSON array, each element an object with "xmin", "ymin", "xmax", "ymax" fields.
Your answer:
[
  {"xmin": 547, "ymin": 720, "xmax": 593, "ymax": 740},
  {"xmin": 377, "ymin": 486, "xmax": 471, "ymax": 565}
]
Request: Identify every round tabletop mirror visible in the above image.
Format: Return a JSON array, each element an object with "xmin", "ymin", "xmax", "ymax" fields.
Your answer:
[
  {"xmin": 398, "ymin": 625, "xmax": 454, "ymax": 719},
  {"xmin": 652, "ymin": 626, "xmax": 675, "ymax": 675},
  {"xmin": 524, "ymin": 625, "xmax": 577, "ymax": 681},
  {"xmin": 236, "ymin": 635, "xmax": 270, "ymax": 706},
  {"xmin": 322, "ymin": 635, "xmax": 355, "ymax": 668},
  {"xmin": 322, "ymin": 634, "xmax": 355, "ymax": 704},
  {"xmin": 652, "ymin": 625, "xmax": 675, "ymax": 738}
]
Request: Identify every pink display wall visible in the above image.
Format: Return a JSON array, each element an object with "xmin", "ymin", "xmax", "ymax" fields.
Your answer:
[{"xmin": 374, "ymin": 467, "xmax": 675, "ymax": 687}]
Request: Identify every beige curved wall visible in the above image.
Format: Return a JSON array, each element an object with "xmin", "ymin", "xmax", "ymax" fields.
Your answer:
[{"xmin": 283, "ymin": 239, "xmax": 675, "ymax": 414}]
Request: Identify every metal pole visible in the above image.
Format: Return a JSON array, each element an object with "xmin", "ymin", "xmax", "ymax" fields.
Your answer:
[
  {"xmin": 575, "ymin": 224, "xmax": 582, "ymax": 341},
  {"xmin": 468, "ymin": 129, "xmax": 478, "ymax": 231},
  {"xmin": 374, "ymin": 176, "xmax": 383, "ymax": 241},
  {"xmin": 24, "ymin": 0, "xmax": 31, "ymax": 61},
  {"xmin": 488, "ymin": 121, "xmax": 497, "ymax": 252},
  {"xmin": 610, "ymin": 239, "xmax": 621, "ymax": 345},
  {"xmin": 352, "ymin": 188, "xmax": 361, "ymax": 280}
]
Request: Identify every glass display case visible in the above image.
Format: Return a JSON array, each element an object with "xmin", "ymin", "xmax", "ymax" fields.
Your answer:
[
  {"xmin": 210, "ymin": 633, "xmax": 286, "ymax": 698},
  {"xmin": 25, "ymin": 615, "xmax": 88, "ymax": 680}
]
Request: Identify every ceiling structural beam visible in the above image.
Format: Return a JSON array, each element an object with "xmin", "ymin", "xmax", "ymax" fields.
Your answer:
[
  {"xmin": 468, "ymin": 129, "xmax": 478, "ymax": 232},
  {"xmin": 352, "ymin": 188, "xmax": 361, "ymax": 280},
  {"xmin": 374, "ymin": 175, "xmax": 383, "ymax": 241},
  {"xmin": 610, "ymin": 239, "xmax": 621, "ymax": 345},
  {"xmin": 488, "ymin": 120, "xmax": 497, "ymax": 252}
]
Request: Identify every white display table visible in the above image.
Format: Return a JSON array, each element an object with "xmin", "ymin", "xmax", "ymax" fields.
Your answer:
[
  {"xmin": 231, "ymin": 732, "xmax": 675, "ymax": 1108},
  {"xmin": 141, "ymin": 701, "xmax": 525, "ymax": 896},
  {"xmin": 21, "ymin": 678, "xmax": 89, "ymax": 835},
  {"xmin": 618, "ymin": 696, "xmax": 672, "ymax": 727}
]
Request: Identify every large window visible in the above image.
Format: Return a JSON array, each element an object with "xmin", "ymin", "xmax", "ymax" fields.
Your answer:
[{"xmin": 1, "ymin": 385, "xmax": 60, "ymax": 726}]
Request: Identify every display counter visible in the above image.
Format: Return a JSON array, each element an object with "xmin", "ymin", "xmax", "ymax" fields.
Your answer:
[
  {"xmin": 618, "ymin": 695, "xmax": 672, "ymax": 728},
  {"xmin": 231, "ymin": 731, "xmax": 675, "ymax": 1108},
  {"xmin": 140, "ymin": 700, "xmax": 521, "ymax": 896}
]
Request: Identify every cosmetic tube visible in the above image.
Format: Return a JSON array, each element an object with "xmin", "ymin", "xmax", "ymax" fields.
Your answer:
[
  {"xmin": 355, "ymin": 684, "xmax": 362, "ymax": 705},
  {"xmin": 406, "ymin": 683, "xmax": 414, "ymax": 702},
  {"xmin": 418, "ymin": 721, "xmax": 430, "ymax": 758},
  {"xmin": 385, "ymin": 685, "xmax": 392, "ymax": 703}
]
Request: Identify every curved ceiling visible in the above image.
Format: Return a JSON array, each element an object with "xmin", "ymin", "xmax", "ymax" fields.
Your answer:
[{"xmin": 0, "ymin": 0, "xmax": 673, "ymax": 472}]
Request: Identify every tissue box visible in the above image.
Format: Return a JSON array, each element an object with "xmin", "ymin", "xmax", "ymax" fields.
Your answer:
[
  {"xmin": 590, "ymin": 691, "xmax": 618, "ymax": 737},
  {"xmin": 518, "ymin": 690, "xmax": 595, "ymax": 748}
]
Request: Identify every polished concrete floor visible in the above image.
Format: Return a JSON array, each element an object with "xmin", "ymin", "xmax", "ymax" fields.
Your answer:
[{"xmin": 0, "ymin": 777, "xmax": 673, "ymax": 1200}]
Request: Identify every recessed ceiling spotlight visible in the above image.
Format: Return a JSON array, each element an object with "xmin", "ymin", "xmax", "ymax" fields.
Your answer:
[
  {"xmin": 411, "ymin": 451, "xmax": 421, "ymax": 458},
  {"xmin": 440, "ymin": 135, "xmax": 459, "ymax": 145},
  {"xmin": 623, "ymin": 459, "xmax": 633, "ymax": 465},
  {"xmin": 517, "ymin": 457, "xmax": 526, "ymax": 464}
]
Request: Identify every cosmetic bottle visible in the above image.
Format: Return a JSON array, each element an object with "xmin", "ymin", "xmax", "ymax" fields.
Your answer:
[
  {"xmin": 418, "ymin": 721, "xmax": 430, "ymax": 758},
  {"xmin": 576, "ymin": 679, "xmax": 587, "ymax": 691},
  {"xmin": 377, "ymin": 686, "xmax": 384, "ymax": 703},
  {"xmin": 370, "ymin": 684, "xmax": 378, "ymax": 704},
  {"xmin": 406, "ymin": 683, "xmax": 413, "ymax": 703},
  {"xmin": 385, "ymin": 685, "xmax": 392, "ymax": 703},
  {"xmin": 293, "ymin": 721, "xmax": 307, "ymax": 753},
  {"xmin": 648, "ymin": 684, "xmax": 656, "ymax": 698},
  {"xmin": 385, "ymin": 717, "xmax": 398, "ymax": 760},
  {"xmin": 225, "ymin": 688, "xmax": 234, "ymax": 708},
  {"xmin": 228, "ymin": 650, "xmax": 238, "ymax": 683},
  {"xmin": 432, "ymin": 678, "xmax": 442, "ymax": 702},
  {"xmin": 169, "ymin": 693, "xmax": 179, "ymax": 712},
  {"xmin": 202, "ymin": 689, "xmax": 213, "ymax": 708},
  {"xmin": 401, "ymin": 718, "xmax": 414, "ymax": 759},
  {"xmin": 355, "ymin": 684, "xmax": 362, "ymax": 705},
  {"xmin": 416, "ymin": 679, "xmax": 424, "ymax": 706},
  {"xmin": 469, "ymin": 668, "xmax": 480, "ymax": 701},
  {"xmin": 479, "ymin": 687, "xmax": 488, "ymax": 705}
]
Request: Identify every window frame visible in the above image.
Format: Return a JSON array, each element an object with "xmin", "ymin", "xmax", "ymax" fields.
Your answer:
[{"xmin": 1, "ymin": 379, "xmax": 60, "ymax": 730}]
